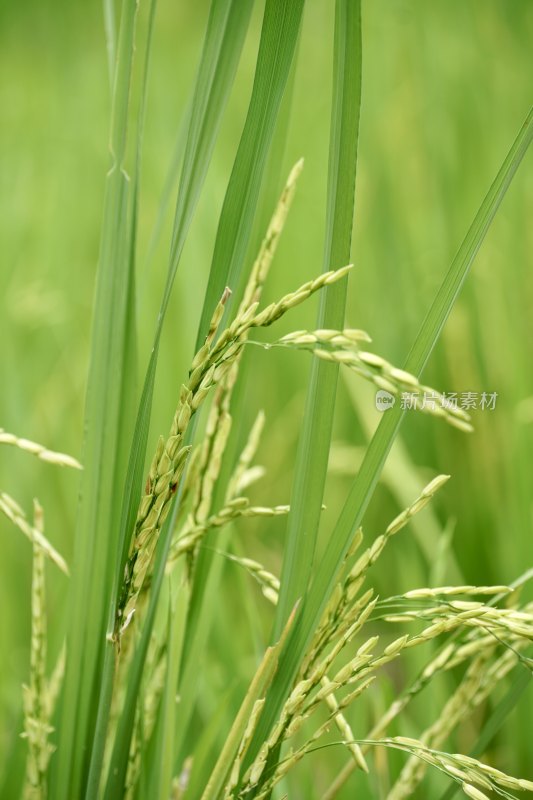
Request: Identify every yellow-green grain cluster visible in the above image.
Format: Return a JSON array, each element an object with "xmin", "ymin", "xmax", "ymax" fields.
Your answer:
[
  {"xmin": 275, "ymin": 330, "xmax": 473, "ymax": 430},
  {"xmin": 115, "ymin": 163, "xmax": 350, "ymax": 640},
  {"xmin": 0, "ymin": 493, "xmax": 68, "ymax": 575},
  {"xmin": 0, "ymin": 429, "xmax": 82, "ymax": 470},
  {"xmin": 21, "ymin": 503, "xmax": 56, "ymax": 800}
]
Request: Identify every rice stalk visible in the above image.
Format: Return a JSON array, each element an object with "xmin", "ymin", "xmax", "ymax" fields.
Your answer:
[
  {"xmin": 230, "ymin": 479, "xmax": 452, "ymax": 794},
  {"xmin": 167, "ymin": 501, "xmax": 290, "ymax": 564},
  {"xmin": 167, "ymin": 406, "xmax": 275, "ymax": 574},
  {"xmin": 225, "ymin": 410, "xmax": 266, "ymax": 501},
  {"xmin": 305, "ymin": 476, "xmax": 450, "ymax": 675},
  {"xmin": 212, "ymin": 551, "xmax": 280, "ymax": 606},
  {"xmin": 21, "ymin": 502, "xmax": 54, "ymax": 800},
  {"xmin": 243, "ymin": 677, "xmax": 376, "ymax": 799},
  {"xmin": 231, "ymin": 477, "xmax": 533, "ymax": 798},
  {"xmin": 201, "ymin": 603, "xmax": 299, "ymax": 800},
  {"xmin": 221, "ymin": 550, "xmax": 370, "ymax": 776},
  {"xmin": 259, "ymin": 331, "xmax": 473, "ymax": 430},
  {"xmin": 324, "ymin": 595, "xmax": 533, "ymax": 798},
  {"xmin": 124, "ymin": 635, "xmax": 167, "ymax": 798},
  {"xmin": 45, "ymin": 646, "xmax": 66, "ymax": 722},
  {"xmin": 114, "ymin": 162, "xmax": 348, "ymax": 642},
  {"xmin": 387, "ymin": 642, "xmax": 530, "ymax": 799},
  {"xmin": 0, "ymin": 493, "xmax": 69, "ymax": 575},
  {"xmin": 359, "ymin": 738, "xmax": 533, "ymax": 797},
  {"xmin": 113, "ymin": 291, "xmax": 230, "ymax": 640},
  {"xmin": 0, "ymin": 429, "xmax": 82, "ymax": 470}
]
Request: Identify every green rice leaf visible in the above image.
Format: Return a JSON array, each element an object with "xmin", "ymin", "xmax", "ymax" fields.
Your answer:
[
  {"xmin": 50, "ymin": 2, "xmax": 140, "ymax": 796},
  {"xmin": 172, "ymin": 0, "xmax": 305, "ymax": 766},
  {"xmin": 101, "ymin": 0, "xmax": 260, "ymax": 790},
  {"xmin": 83, "ymin": 3, "xmax": 158, "ymax": 793},
  {"xmin": 113, "ymin": 0, "xmax": 254, "ymax": 612},
  {"xmin": 243, "ymin": 105, "xmax": 533, "ymax": 782},
  {"xmin": 201, "ymin": 603, "xmax": 299, "ymax": 800},
  {"xmin": 273, "ymin": 0, "xmax": 362, "ymax": 639},
  {"xmin": 195, "ymin": 0, "xmax": 305, "ymax": 346},
  {"xmin": 103, "ymin": 0, "xmax": 117, "ymax": 88}
]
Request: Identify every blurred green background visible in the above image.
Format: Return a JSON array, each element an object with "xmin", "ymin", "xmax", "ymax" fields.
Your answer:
[{"xmin": 1, "ymin": 0, "xmax": 532, "ymax": 796}]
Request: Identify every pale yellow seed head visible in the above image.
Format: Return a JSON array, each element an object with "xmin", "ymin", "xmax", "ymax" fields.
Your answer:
[
  {"xmin": 422, "ymin": 474, "xmax": 451, "ymax": 496},
  {"xmin": 343, "ymin": 328, "xmax": 371, "ymax": 343},
  {"xmin": 388, "ymin": 367, "xmax": 419, "ymax": 388},
  {"xmin": 393, "ymin": 736, "xmax": 424, "ymax": 749},
  {"xmin": 384, "ymin": 634, "xmax": 409, "ymax": 656},
  {"xmin": 462, "ymin": 783, "xmax": 490, "ymax": 800},
  {"xmin": 373, "ymin": 376, "xmax": 398, "ymax": 394},
  {"xmin": 359, "ymin": 351, "xmax": 389, "ymax": 369},
  {"xmin": 357, "ymin": 635, "xmax": 379, "ymax": 657}
]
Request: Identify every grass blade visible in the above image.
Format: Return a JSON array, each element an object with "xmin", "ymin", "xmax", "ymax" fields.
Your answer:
[
  {"xmin": 50, "ymin": 2, "xmax": 140, "ymax": 796},
  {"xmin": 83, "ymin": 3, "xmax": 158, "ymax": 794},
  {"xmin": 98, "ymin": 0, "xmax": 254, "ymax": 774},
  {"xmin": 243, "ymin": 106, "xmax": 533, "ymax": 778},
  {"xmin": 194, "ymin": 0, "xmax": 305, "ymax": 346},
  {"xmin": 173, "ymin": 0, "xmax": 305, "ymax": 764},
  {"xmin": 164, "ymin": 0, "xmax": 254, "ymax": 317},
  {"xmin": 201, "ymin": 604, "xmax": 299, "ymax": 800},
  {"xmin": 103, "ymin": 0, "xmax": 117, "ymax": 88},
  {"xmin": 273, "ymin": 0, "xmax": 362, "ymax": 639},
  {"xmin": 113, "ymin": 0, "xmax": 255, "ymax": 614}
]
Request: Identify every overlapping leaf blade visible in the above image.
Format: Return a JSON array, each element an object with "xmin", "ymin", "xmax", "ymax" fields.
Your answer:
[
  {"xmin": 273, "ymin": 0, "xmax": 362, "ymax": 639},
  {"xmin": 50, "ymin": 1, "xmax": 140, "ymax": 797},
  {"xmin": 103, "ymin": 0, "xmax": 307, "ymax": 790},
  {"xmin": 173, "ymin": 0, "xmax": 306, "ymax": 765},
  {"xmin": 194, "ymin": 0, "xmax": 306, "ymax": 347},
  {"xmin": 243, "ymin": 106, "xmax": 533, "ymax": 781}
]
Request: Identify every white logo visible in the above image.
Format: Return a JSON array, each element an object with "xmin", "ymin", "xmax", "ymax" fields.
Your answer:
[{"xmin": 375, "ymin": 390, "xmax": 395, "ymax": 412}]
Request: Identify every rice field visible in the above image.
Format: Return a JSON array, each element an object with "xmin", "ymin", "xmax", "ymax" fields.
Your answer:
[{"xmin": 1, "ymin": 1, "xmax": 532, "ymax": 798}]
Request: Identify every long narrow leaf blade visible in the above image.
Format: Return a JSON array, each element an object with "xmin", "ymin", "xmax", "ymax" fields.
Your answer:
[
  {"xmin": 244, "ymin": 106, "xmax": 533, "ymax": 774},
  {"xmin": 174, "ymin": 0, "xmax": 306, "ymax": 762},
  {"xmin": 50, "ymin": 2, "xmax": 140, "ymax": 796},
  {"xmin": 101, "ymin": 3, "xmax": 256, "ymax": 789},
  {"xmin": 195, "ymin": 0, "xmax": 305, "ymax": 346},
  {"xmin": 83, "ymin": 2, "xmax": 158, "ymax": 793},
  {"xmin": 273, "ymin": 0, "xmax": 362, "ymax": 639},
  {"xmin": 114, "ymin": 0, "xmax": 254, "ymax": 609},
  {"xmin": 105, "ymin": 0, "xmax": 254, "ymax": 733},
  {"xmin": 201, "ymin": 603, "xmax": 299, "ymax": 800}
]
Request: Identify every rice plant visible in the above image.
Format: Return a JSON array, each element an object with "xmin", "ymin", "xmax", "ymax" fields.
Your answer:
[{"xmin": 1, "ymin": 1, "xmax": 532, "ymax": 798}]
